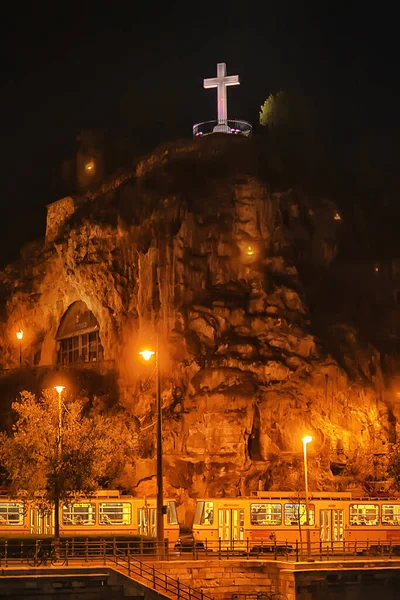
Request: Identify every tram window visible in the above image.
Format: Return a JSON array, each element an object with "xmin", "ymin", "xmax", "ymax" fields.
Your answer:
[
  {"xmin": 201, "ymin": 501, "xmax": 214, "ymax": 525},
  {"xmin": 349, "ymin": 504, "xmax": 379, "ymax": 526},
  {"xmin": 99, "ymin": 502, "xmax": 131, "ymax": 525},
  {"xmin": 193, "ymin": 502, "xmax": 204, "ymax": 525},
  {"xmin": 250, "ymin": 503, "xmax": 282, "ymax": 525},
  {"xmin": 167, "ymin": 501, "xmax": 178, "ymax": 525},
  {"xmin": 0, "ymin": 502, "xmax": 24, "ymax": 525},
  {"xmin": 284, "ymin": 503, "xmax": 315, "ymax": 526},
  {"xmin": 63, "ymin": 503, "xmax": 95, "ymax": 525},
  {"xmin": 194, "ymin": 501, "xmax": 214, "ymax": 525},
  {"xmin": 382, "ymin": 504, "xmax": 400, "ymax": 526}
]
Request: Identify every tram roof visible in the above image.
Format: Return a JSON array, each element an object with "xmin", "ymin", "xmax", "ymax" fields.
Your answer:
[
  {"xmin": 195, "ymin": 491, "xmax": 400, "ymax": 501},
  {"xmin": 252, "ymin": 491, "xmax": 353, "ymax": 500}
]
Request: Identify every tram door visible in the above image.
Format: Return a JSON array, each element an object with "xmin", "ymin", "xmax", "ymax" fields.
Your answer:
[
  {"xmin": 30, "ymin": 509, "xmax": 54, "ymax": 535},
  {"xmin": 320, "ymin": 509, "xmax": 344, "ymax": 542},
  {"xmin": 218, "ymin": 509, "xmax": 245, "ymax": 547},
  {"xmin": 138, "ymin": 506, "xmax": 156, "ymax": 537}
]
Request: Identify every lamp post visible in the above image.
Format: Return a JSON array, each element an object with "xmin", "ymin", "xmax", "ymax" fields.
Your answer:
[
  {"xmin": 53, "ymin": 385, "xmax": 65, "ymax": 540},
  {"xmin": 302, "ymin": 435, "xmax": 312, "ymax": 558},
  {"xmin": 16, "ymin": 330, "xmax": 23, "ymax": 366},
  {"xmin": 54, "ymin": 386, "xmax": 65, "ymax": 450},
  {"xmin": 139, "ymin": 345, "xmax": 164, "ymax": 555}
]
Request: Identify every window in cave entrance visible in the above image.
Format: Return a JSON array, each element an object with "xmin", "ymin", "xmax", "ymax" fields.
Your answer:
[{"xmin": 56, "ymin": 301, "xmax": 104, "ymax": 365}]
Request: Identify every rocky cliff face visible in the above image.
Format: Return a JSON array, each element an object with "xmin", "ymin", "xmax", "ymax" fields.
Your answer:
[{"xmin": 0, "ymin": 135, "xmax": 393, "ymax": 518}]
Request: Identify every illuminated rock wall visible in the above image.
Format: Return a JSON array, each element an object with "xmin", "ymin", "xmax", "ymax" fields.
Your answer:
[{"xmin": 0, "ymin": 136, "xmax": 391, "ymax": 513}]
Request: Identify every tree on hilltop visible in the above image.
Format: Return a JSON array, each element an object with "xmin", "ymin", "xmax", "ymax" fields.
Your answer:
[
  {"xmin": 260, "ymin": 91, "xmax": 292, "ymax": 129},
  {"xmin": 259, "ymin": 91, "xmax": 314, "ymax": 132},
  {"xmin": 259, "ymin": 91, "xmax": 332, "ymax": 191}
]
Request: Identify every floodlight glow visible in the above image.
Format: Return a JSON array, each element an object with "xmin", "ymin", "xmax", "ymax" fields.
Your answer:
[{"xmin": 139, "ymin": 350, "xmax": 155, "ymax": 361}]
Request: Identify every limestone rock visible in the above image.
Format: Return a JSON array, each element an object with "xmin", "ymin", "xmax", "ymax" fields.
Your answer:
[{"xmin": 0, "ymin": 136, "xmax": 391, "ymax": 507}]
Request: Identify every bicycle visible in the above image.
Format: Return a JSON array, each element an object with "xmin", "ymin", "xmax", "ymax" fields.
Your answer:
[{"xmin": 26, "ymin": 542, "xmax": 67, "ymax": 567}]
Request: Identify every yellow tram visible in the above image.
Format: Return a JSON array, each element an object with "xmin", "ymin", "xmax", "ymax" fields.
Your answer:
[
  {"xmin": 0, "ymin": 490, "xmax": 180, "ymax": 542},
  {"xmin": 192, "ymin": 491, "xmax": 400, "ymax": 549}
]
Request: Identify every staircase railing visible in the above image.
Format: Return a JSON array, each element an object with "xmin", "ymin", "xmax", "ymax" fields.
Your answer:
[{"xmin": 114, "ymin": 552, "xmax": 214, "ymax": 600}]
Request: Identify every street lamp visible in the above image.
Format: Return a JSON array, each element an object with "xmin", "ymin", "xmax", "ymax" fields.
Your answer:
[
  {"xmin": 53, "ymin": 385, "xmax": 65, "ymax": 539},
  {"xmin": 139, "ymin": 346, "xmax": 164, "ymax": 554},
  {"xmin": 16, "ymin": 330, "xmax": 23, "ymax": 366},
  {"xmin": 54, "ymin": 386, "xmax": 65, "ymax": 450},
  {"xmin": 302, "ymin": 435, "xmax": 312, "ymax": 558}
]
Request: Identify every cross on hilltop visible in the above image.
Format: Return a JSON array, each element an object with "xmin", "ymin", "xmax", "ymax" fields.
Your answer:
[
  {"xmin": 193, "ymin": 62, "xmax": 252, "ymax": 137},
  {"xmin": 204, "ymin": 62, "xmax": 240, "ymax": 126}
]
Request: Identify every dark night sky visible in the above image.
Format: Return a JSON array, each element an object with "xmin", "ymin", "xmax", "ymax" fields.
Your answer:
[{"xmin": 0, "ymin": 3, "xmax": 398, "ymax": 268}]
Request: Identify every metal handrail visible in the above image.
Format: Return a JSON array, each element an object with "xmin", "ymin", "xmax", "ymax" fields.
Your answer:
[
  {"xmin": 114, "ymin": 552, "xmax": 213, "ymax": 600},
  {"xmin": 1, "ymin": 536, "xmax": 400, "ymax": 567},
  {"xmin": 193, "ymin": 119, "xmax": 252, "ymax": 138}
]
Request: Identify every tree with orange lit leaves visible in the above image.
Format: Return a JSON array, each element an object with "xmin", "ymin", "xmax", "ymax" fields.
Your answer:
[
  {"xmin": 386, "ymin": 444, "xmax": 400, "ymax": 492},
  {"xmin": 0, "ymin": 389, "xmax": 138, "ymax": 539}
]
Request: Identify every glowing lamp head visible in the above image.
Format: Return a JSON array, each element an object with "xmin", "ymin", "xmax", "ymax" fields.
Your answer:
[
  {"xmin": 302, "ymin": 435, "xmax": 312, "ymax": 445},
  {"xmin": 85, "ymin": 161, "xmax": 95, "ymax": 172},
  {"xmin": 54, "ymin": 386, "xmax": 65, "ymax": 395},
  {"xmin": 246, "ymin": 246, "xmax": 255, "ymax": 256},
  {"xmin": 16, "ymin": 330, "xmax": 24, "ymax": 340},
  {"xmin": 139, "ymin": 350, "xmax": 155, "ymax": 361}
]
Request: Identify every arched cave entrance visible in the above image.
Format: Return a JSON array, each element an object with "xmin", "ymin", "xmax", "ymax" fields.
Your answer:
[{"xmin": 56, "ymin": 301, "xmax": 104, "ymax": 365}]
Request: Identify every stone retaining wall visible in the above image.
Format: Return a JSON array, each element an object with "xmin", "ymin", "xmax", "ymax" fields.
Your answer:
[
  {"xmin": 156, "ymin": 558, "xmax": 400, "ymax": 600},
  {"xmin": 156, "ymin": 559, "xmax": 295, "ymax": 600}
]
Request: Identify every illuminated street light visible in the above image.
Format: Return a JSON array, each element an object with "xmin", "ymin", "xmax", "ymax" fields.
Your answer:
[
  {"xmin": 53, "ymin": 385, "xmax": 65, "ymax": 539},
  {"xmin": 302, "ymin": 435, "xmax": 312, "ymax": 558},
  {"xmin": 16, "ymin": 330, "xmax": 24, "ymax": 366},
  {"xmin": 139, "ymin": 345, "xmax": 164, "ymax": 555},
  {"xmin": 54, "ymin": 386, "xmax": 65, "ymax": 450}
]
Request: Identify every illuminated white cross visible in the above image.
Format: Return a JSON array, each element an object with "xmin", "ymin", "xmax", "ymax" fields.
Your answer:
[{"xmin": 204, "ymin": 62, "xmax": 240, "ymax": 124}]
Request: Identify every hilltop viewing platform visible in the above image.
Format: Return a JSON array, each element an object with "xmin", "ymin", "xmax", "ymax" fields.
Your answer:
[{"xmin": 193, "ymin": 119, "xmax": 252, "ymax": 137}]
